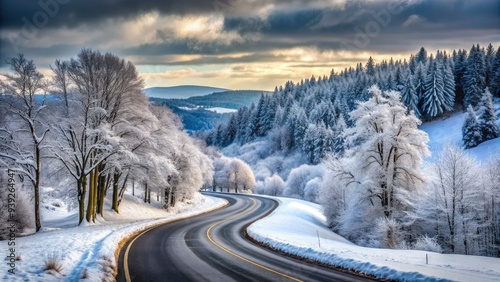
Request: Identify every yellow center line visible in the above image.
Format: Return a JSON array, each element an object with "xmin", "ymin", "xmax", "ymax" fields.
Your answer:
[
  {"xmin": 206, "ymin": 198, "xmax": 303, "ymax": 282},
  {"xmin": 124, "ymin": 227, "xmax": 155, "ymax": 282}
]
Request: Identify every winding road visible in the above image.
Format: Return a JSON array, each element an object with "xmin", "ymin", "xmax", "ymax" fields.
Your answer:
[{"xmin": 116, "ymin": 193, "xmax": 375, "ymax": 282}]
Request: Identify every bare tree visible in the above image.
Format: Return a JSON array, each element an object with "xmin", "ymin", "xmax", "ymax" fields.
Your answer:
[
  {"xmin": 51, "ymin": 49, "xmax": 145, "ymax": 223},
  {"xmin": 0, "ymin": 54, "xmax": 49, "ymax": 232},
  {"xmin": 50, "ymin": 60, "xmax": 70, "ymax": 115}
]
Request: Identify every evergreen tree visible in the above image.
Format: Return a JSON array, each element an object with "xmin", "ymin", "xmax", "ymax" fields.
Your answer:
[
  {"xmin": 332, "ymin": 116, "xmax": 346, "ymax": 156},
  {"xmin": 286, "ymin": 105, "xmax": 308, "ymax": 149},
  {"xmin": 248, "ymin": 95, "xmax": 267, "ymax": 138},
  {"xmin": 485, "ymin": 43, "xmax": 496, "ymax": 88},
  {"xmin": 394, "ymin": 66, "xmax": 405, "ymax": 92},
  {"xmin": 414, "ymin": 63, "xmax": 426, "ymax": 114},
  {"xmin": 423, "ymin": 60, "xmax": 447, "ymax": 118},
  {"xmin": 415, "ymin": 47, "xmax": 428, "ymax": 64},
  {"xmin": 401, "ymin": 73, "xmax": 420, "ymax": 116},
  {"xmin": 453, "ymin": 49, "xmax": 468, "ymax": 108},
  {"xmin": 462, "ymin": 105, "xmax": 482, "ymax": 149},
  {"xmin": 490, "ymin": 46, "xmax": 500, "ymax": 97},
  {"xmin": 477, "ymin": 89, "xmax": 499, "ymax": 142},
  {"xmin": 441, "ymin": 61, "xmax": 456, "ymax": 112},
  {"xmin": 408, "ymin": 54, "xmax": 417, "ymax": 74},
  {"xmin": 463, "ymin": 44, "xmax": 486, "ymax": 109},
  {"xmin": 366, "ymin": 56, "xmax": 375, "ymax": 76},
  {"xmin": 303, "ymin": 123, "xmax": 317, "ymax": 164}
]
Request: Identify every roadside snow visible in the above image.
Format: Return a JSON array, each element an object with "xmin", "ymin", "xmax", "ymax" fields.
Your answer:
[
  {"xmin": 1, "ymin": 193, "xmax": 227, "ymax": 282},
  {"xmin": 247, "ymin": 197, "xmax": 500, "ymax": 282}
]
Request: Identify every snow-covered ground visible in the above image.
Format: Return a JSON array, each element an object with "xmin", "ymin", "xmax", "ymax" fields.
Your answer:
[
  {"xmin": 1, "ymin": 193, "xmax": 227, "ymax": 282},
  {"xmin": 420, "ymin": 104, "xmax": 500, "ymax": 162},
  {"xmin": 179, "ymin": 106, "xmax": 238, "ymax": 113},
  {"xmin": 248, "ymin": 197, "xmax": 500, "ymax": 282}
]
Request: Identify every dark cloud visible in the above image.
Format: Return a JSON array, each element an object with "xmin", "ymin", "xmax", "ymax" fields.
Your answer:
[
  {"xmin": 120, "ymin": 40, "xmax": 295, "ymax": 57},
  {"xmin": 1, "ymin": 0, "xmax": 498, "ymax": 71},
  {"xmin": 222, "ymin": 0, "xmax": 499, "ymax": 54},
  {"xmin": 0, "ymin": 0, "xmax": 220, "ymax": 29}
]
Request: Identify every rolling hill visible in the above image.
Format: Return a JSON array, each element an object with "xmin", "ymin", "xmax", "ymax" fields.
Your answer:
[
  {"xmin": 151, "ymin": 89, "xmax": 270, "ymax": 132},
  {"xmin": 144, "ymin": 85, "xmax": 229, "ymax": 99}
]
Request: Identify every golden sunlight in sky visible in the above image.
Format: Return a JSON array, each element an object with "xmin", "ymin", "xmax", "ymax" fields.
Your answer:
[{"xmin": 1, "ymin": 0, "xmax": 499, "ymax": 91}]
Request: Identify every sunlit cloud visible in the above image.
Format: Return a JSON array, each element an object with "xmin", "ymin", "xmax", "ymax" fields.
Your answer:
[{"xmin": 0, "ymin": 0, "xmax": 498, "ymax": 90}]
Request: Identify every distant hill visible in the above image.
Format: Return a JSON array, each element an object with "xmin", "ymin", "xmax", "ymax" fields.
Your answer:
[
  {"xmin": 150, "ymin": 90, "xmax": 270, "ymax": 132},
  {"xmin": 144, "ymin": 85, "xmax": 229, "ymax": 99},
  {"xmin": 186, "ymin": 90, "xmax": 266, "ymax": 109},
  {"xmin": 161, "ymin": 90, "xmax": 267, "ymax": 110}
]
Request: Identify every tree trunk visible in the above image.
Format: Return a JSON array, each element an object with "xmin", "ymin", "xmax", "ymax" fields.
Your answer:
[
  {"xmin": 144, "ymin": 182, "xmax": 148, "ymax": 203},
  {"xmin": 34, "ymin": 146, "xmax": 41, "ymax": 232},
  {"xmin": 117, "ymin": 173, "xmax": 129, "ymax": 208},
  {"xmin": 170, "ymin": 187, "xmax": 176, "ymax": 207},
  {"xmin": 164, "ymin": 187, "xmax": 171, "ymax": 207},
  {"xmin": 86, "ymin": 169, "xmax": 95, "ymax": 223},
  {"xmin": 111, "ymin": 173, "xmax": 119, "ymax": 213},
  {"xmin": 97, "ymin": 164, "xmax": 107, "ymax": 215},
  {"xmin": 381, "ymin": 182, "xmax": 390, "ymax": 217},
  {"xmin": 77, "ymin": 179, "xmax": 84, "ymax": 224}
]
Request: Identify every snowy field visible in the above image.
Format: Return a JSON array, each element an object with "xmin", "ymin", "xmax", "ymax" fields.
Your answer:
[
  {"xmin": 247, "ymin": 197, "xmax": 500, "ymax": 282},
  {"xmin": 1, "ymin": 193, "xmax": 227, "ymax": 282},
  {"xmin": 421, "ymin": 103, "xmax": 500, "ymax": 162}
]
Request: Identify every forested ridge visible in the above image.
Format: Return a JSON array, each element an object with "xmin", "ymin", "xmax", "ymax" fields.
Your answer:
[
  {"xmin": 208, "ymin": 44, "xmax": 500, "ymax": 153},
  {"xmin": 208, "ymin": 44, "xmax": 500, "ymax": 257}
]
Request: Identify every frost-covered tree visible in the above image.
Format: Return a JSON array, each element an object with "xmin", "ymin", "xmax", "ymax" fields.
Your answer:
[
  {"xmin": 453, "ymin": 49, "xmax": 468, "ymax": 108},
  {"xmin": 442, "ymin": 62, "xmax": 456, "ymax": 112},
  {"xmin": 483, "ymin": 157, "xmax": 500, "ymax": 256},
  {"xmin": 462, "ymin": 105, "xmax": 482, "ymax": 149},
  {"xmin": 255, "ymin": 174, "xmax": 285, "ymax": 196},
  {"xmin": 50, "ymin": 59, "xmax": 70, "ymax": 115},
  {"xmin": 224, "ymin": 158, "xmax": 255, "ymax": 193},
  {"xmin": 283, "ymin": 165, "xmax": 324, "ymax": 200},
  {"xmin": 0, "ymin": 54, "xmax": 49, "ymax": 232},
  {"xmin": 476, "ymin": 89, "xmax": 499, "ymax": 142},
  {"xmin": 463, "ymin": 44, "xmax": 486, "ymax": 109},
  {"xmin": 349, "ymin": 85, "xmax": 429, "ymax": 215},
  {"xmin": 422, "ymin": 59, "xmax": 454, "ymax": 118},
  {"xmin": 332, "ymin": 116, "xmax": 346, "ymax": 156},
  {"xmin": 418, "ymin": 144, "xmax": 483, "ymax": 254},
  {"xmin": 324, "ymin": 85, "xmax": 429, "ymax": 244},
  {"xmin": 485, "ymin": 43, "xmax": 496, "ymax": 88},
  {"xmin": 490, "ymin": 46, "xmax": 500, "ymax": 97},
  {"xmin": 401, "ymin": 73, "xmax": 420, "ymax": 116},
  {"xmin": 303, "ymin": 123, "xmax": 318, "ymax": 164}
]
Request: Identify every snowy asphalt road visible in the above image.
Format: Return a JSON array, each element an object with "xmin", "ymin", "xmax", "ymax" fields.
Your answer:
[{"xmin": 116, "ymin": 193, "xmax": 375, "ymax": 282}]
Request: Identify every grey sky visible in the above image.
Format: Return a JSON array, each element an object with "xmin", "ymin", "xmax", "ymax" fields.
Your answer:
[{"xmin": 1, "ymin": 0, "xmax": 498, "ymax": 89}]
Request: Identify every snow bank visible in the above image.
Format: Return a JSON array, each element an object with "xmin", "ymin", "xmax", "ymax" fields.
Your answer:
[
  {"xmin": 0, "ymin": 193, "xmax": 227, "ymax": 282},
  {"xmin": 247, "ymin": 197, "xmax": 500, "ymax": 282}
]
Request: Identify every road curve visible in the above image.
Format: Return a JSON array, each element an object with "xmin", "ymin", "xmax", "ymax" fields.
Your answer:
[{"xmin": 116, "ymin": 193, "xmax": 375, "ymax": 282}]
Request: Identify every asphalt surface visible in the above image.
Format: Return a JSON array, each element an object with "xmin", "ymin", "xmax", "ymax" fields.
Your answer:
[{"xmin": 116, "ymin": 193, "xmax": 376, "ymax": 282}]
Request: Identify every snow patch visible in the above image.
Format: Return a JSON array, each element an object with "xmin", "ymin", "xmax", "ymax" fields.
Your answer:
[{"xmin": 248, "ymin": 197, "xmax": 500, "ymax": 282}]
